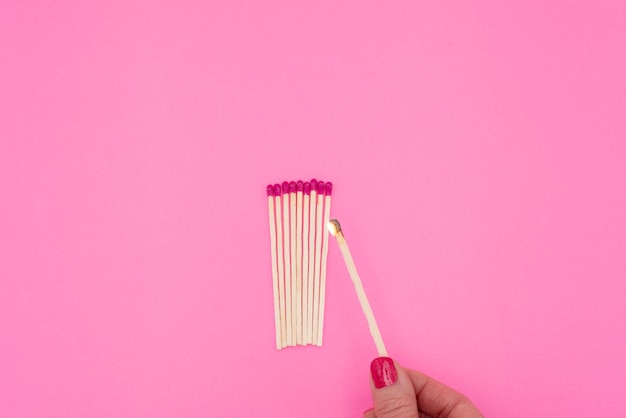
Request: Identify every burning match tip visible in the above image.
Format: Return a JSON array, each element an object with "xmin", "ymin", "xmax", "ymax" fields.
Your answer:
[{"xmin": 327, "ymin": 219, "xmax": 342, "ymax": 236}]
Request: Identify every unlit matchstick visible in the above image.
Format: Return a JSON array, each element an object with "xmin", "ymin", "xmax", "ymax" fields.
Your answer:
[
  {"xmin": 267, "ymin": 185, "xmax": 282, "ymax": 349},
  {"xmin": 289, "ymin": 181, "xmax": 298, "ymax": 343},
  {"xmin": 327, "ymin": 219, "xmax": 388, "ymax": 357},
  {"xmin": 295, "ymin": 180, "xmax": 304, "ymax": 345},
  {"xmin": 306, "ymin": 179, "xmax": 318, "ymax": 343},
  {"xmin": 312, "ymin": 181, "xmax": 325, "ymax": 345},
  {"xmin": 316, "ymin": 182, "xmax": 332, "ymax": 345},
  {"xmin": 273, "ymin": 184, "xmax": 287, "ymax": 348},
  {"xmin": 301, "ymin": 182, "xmax": 311, "ymax": 342},
  {"xmin": 281, "ymin": 181, "xmax": 293, "ymax": 345}
]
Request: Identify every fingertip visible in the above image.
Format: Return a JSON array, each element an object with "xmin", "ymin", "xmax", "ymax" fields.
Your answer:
[
  {"xmin": 363, "ymin": 407, "xmax": 376, "ymax": 418},
  {"xmin": 368, "ymin": 357, "xmax": 420, "ymax": 417},
  {"xmin": 370, "ymin": 357, "xmax": 398, "ymax": 389}
]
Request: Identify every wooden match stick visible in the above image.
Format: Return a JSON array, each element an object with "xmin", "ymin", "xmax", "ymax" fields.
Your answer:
[
  {"xmin": 267, "ymin": 185, "xmax": 282, "ymax": 349},
  {"xmin": 302, "ymin": 181, "xmax": 311, "ymax": 345},
  {"xmin": 316, "ymin": 182, "xmax": 332, "ymax": 345},
  {"xmin": 306, "ymin": 179, "xmax": 318, "ymax": 344},
  {"xmin": 295, "ymin": 181, "xmax": 304, "ymax": 345},
  {"xmin": 273, "ymin": 184, "xmax": 287, "ymax": 348},
  {"xmin": 301, "ymin": 182, "xmax": 311, "ymax": 343},
  {"xmin": 281, "ymin": 181, "xmax": 293, "ymax": 346},
  {"xmin": 289, "ymin": 181, "xmax": 298, "ymax": 344},
  {"xmin": 312, "ymin": 181, "xmax": 325, "ymax": 345},
  {"xmin": 327, "ymin": 219, "xmax": 388, "ymax": 357}
]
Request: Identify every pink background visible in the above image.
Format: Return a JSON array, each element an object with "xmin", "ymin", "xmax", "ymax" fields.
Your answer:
[{"xmin": 1, "ymin": 1, "xmax": 625, "ymax": 416}]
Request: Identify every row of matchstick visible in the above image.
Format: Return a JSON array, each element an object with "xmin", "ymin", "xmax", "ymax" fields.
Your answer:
[{"xmin": 267, "ymin": 179, "xmax": 333, "ymax": 349}]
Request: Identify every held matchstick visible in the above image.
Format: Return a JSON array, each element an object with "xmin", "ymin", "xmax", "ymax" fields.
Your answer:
[{"xmin": 326, "ymin": 219, "xmax": 388, "ymax": 357}]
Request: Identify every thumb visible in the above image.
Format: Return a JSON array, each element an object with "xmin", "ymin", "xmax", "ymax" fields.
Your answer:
[{"xmin": 368, "ymin": 357, "xmax": 419, "ymax": 418}]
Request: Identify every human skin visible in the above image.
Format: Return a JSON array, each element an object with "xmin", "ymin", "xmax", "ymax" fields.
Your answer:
[{"xmin": 364, "ymin": 357, "xmax": 484, "ymax": 418}]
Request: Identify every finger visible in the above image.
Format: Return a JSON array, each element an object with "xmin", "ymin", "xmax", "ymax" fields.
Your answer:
[
  {"xmin": 363, "ymin": 406, "xmax": 436, "ymax": 418},
  {"xmin": 369, "ymin": 357, "xmax": 419, "ymax": 418},
  {"xmin": 363, "ymin": 407, "xmax": 376, "ymax": 418},
  {"xmin": 405, "ymin": 369, "xmax": 484, "ymax": 418}
]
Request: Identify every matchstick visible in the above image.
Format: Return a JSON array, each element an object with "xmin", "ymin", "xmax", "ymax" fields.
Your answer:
[
  {"xmin": 289, "ymin": 181, "xmax": 298, "ymax": 344},
  {"xmin": 316, "ymin": 182, "xmax": 332, "ymax": 345},
  {"xmin": 306, "ymin": 179, "xmax": 318, "ymax": 344},
  {"xmin": 273, "ymin": 184, "xmax": 287, "ymax": 348},
  {"xmin": 301, "ymin": 182, "xmax": 311, "ymax": 343},
  {"xmin": 295, "ymin": 181, "xmax": 304, "ymax": 345},
  {"xmin": 281, "ymin": 181, "xmax": 293, "ymax": 346},
  {"xmin": 312, "ymin": 181, "xmax": 325, "ymax": 345},
  {"xmin": 267, "ymin": 185, "xmax": 282, "ymax": 349},
  {"xmin": 327, "ymin": 219, "xmax": 388, "ymax": 357}
]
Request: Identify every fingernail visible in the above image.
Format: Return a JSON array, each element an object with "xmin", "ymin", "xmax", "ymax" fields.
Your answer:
[{"xmin": 370, "ymin": 357, "xmax": 398, "ymax": 388}]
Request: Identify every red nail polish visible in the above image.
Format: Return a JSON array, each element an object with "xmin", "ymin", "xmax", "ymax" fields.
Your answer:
[{"xmin": 371, "ymin": 357, "xmax": 398, "ymax": 388}]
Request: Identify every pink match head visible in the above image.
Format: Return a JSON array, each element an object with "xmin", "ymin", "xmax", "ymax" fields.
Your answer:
[
  {"xmin": 274, "ymin": 184, "xmax": 282, "ymax": 196},
  {"xmin": 303, "ymin": 182, "xmax": 311, "ymax": 195},
  {"xmin": 296, "ymin": 180, "xmax": 303, "ymax": 192},
  {"xmin": 289, "ymin": 181, "xmax": 297, "ymax": 193},
  {"xmin": 267, "ymin": 184, "xmax": 274, "ymax": 197},
  {"xmin": 281, "ymin": 181, "xmax": 289, "ymax": 194},
  {"xmin": 325, "ymin": 182, "xmax": 332, "ymax": 196},
  {"xmin": 310, "ymin": 178, "xmax": 318, "ymax": 190},
  {"xmin": 317, "ymin": 181, "xmax": 325, "ymax": 195}
]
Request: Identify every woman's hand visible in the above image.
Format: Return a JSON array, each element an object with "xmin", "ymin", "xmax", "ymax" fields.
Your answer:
[{"xmin": 364, "ymin": 357, "xmax": 484, "ymax": 418}]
